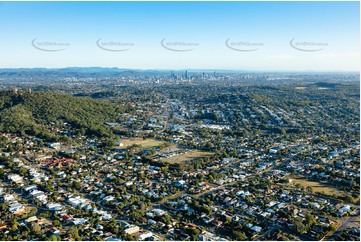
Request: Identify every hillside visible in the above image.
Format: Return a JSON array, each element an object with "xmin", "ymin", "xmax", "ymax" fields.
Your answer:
[{"xmin": 0, "ymin": 90, "xmax": 125, "ymax": 141}]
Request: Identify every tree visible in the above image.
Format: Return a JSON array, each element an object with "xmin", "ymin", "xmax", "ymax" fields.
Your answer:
[
  {"xmin": 185, "ymin": 227, "xmax": 200, "ymax": 238},
  {"xmin": 291, "ymin": 217, "xmax": 308, "ymax": 234},
  {"xmin": 73, "ymin": 181, "xmax": 82, "ymax": 190},
  {"xmin": 0, "ymin": 203, "xmax": 8, "ymax": 212},
  {"xmin": 202, "ymin": 205, "xmax": 212, "ymax": 215},
  {"xmin": 233, "ymin": 231, "xmax": 247, "ymax": 241},
  {"xmin": 306, "ymin": 186, "xmax": 313, "ymax": 193},
  {"xmin": 31, "ymin": 223, "xmax": 42, "ymax": 235},
  {"xmin": 279, "ymin": 236, "xmax": 290, "ymax": 241},
  {"xmin": 10, "ymin": 220, "xmax": 19, "ymax": 232},
  {"xmin": 295, "ymin": 183, "xmax": 302, "ymax": 190},
  {"xmin": 305, "ymin": 214, "xmax": 316, "ymax": 227},
  {"xmin": 53, "ymin": 219, "xmax": 61, "ymax": 228},
  {"xmin": 67, "ymin": 226, "xmax": 79, "ymax": 240},
  {"xmin": 93, "ymin": 235, "xmax": 102, "ymax": 241},
  {"xmin": 0, "ymin": 168, "xmax": 4, "ymax": 178},
  {"xmin": 29, "ymin": 207, "xmax": 38, "ymax": 216},
  {"xmin": 47, "ymin": 235, "xmax": 59, "ymax": 241}
]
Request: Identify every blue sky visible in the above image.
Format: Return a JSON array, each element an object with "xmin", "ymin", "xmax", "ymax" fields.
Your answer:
[{"xmin": 0, "ymin": 1, "xmax": 359, "ymax": 71}]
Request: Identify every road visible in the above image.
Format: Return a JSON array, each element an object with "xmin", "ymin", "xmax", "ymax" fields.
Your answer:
[
  {"xmin": 253, "ymin": 225, "xmax": 279, "ymax": 241},
  {"xmin": 158, "ymin": 99, "xmax": 170, "ymax": 133},
  {"xmin": 324, "ymin": 209, "xmax": 360, "ymax": 241}
]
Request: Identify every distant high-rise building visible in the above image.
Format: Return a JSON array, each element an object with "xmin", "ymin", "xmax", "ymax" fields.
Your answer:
[{"xmin": 185, "ymin": 70, "xmax": 188, "ymax": 79}]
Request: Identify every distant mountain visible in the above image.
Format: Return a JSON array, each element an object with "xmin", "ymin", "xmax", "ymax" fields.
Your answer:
[
  {"xmin": 0, "ymin": 90, "xmax": 125, "ymax": 142},
  {"xmin": 0, "ymin": 67, "xmax": 169, "ymax": 78},
  {"xmin": 0, "ymin": 67, "xmax": 245, "ymax": 80},
  {"xmin": 0, "ymin": 67, "xmax": 126, "ymax": 72}
]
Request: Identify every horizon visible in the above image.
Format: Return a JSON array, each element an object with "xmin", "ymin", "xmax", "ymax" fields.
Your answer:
[
  {"xmin": 0, "ymin": 1, "xmax": 359, "ymax": 71},
  {"xmin": 0, "ymin": 66, "xmax": 360, "ymax": 74},
  {"xmin": 0, "ymin": 66, "xmax": 359, "ymax": 74}
]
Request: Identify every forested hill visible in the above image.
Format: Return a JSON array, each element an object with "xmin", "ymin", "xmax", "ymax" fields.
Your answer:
[{"xmin": 0, "ymin": 90, "xmax": 125, "ymax": 141}]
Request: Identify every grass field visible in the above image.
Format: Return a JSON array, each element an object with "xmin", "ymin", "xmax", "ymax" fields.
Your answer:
[
  {"xmin": 291, "ymin": 176, "xmax": 344, "ymax": 196},
  {"xmin": 140, "ymin": 139, "xmax": 166, "ymax": 148},
  {"xmin": 160, "ymin": 150, "xmax": 213, "ymax": 164},
  {"xmin": 118, "ymin": 138, "xmax": 165, "ymax": 148}
]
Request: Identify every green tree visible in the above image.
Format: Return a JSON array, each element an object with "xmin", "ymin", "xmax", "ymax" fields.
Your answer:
[
  {"xmin": 31, "ymin": 223, "xmax": 42, "ymax": 235},
  {"xmin": 233, "ymin": 231, "xmax": 247, "ymax": 240},
  {"xmin": 47, "ymin": 235, "xmax": 59, "ymax": 241},
  {"xmin": 53, "ymin": 219, "xmax": 61, "ymax": 228},
  {"xmin": 67, "ymin": 226, "xmax": 79, "ymax": 240},
  {"xmin": 279, "ymin": 236, "xmax": 290, "ymax": 241},
  {"xmin": 306, "ymin": 186, "xmax": 313, "ymax": 193},
  {"xmin": 0, "ymin": 168, "xmax": 4, "ymax": 178},
  {"xmin": 73, "ymin": 181, "xmax": 82, "ymax": 190},
  {"xmin": 291, "ymin": 217, "xmax": 308, "ymax": 234}
]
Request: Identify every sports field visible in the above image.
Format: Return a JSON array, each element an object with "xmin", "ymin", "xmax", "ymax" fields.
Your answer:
[
  {"xmin": 291, "ymin": 176, "xmax": 344, "ymax": 196},
  {"xmin": 160, "ymin": 150, "xmax": 213, "ymax": 164},
  {"xmin": 118, "ymin": 138, "xmax": 165, "ymax": 148}
]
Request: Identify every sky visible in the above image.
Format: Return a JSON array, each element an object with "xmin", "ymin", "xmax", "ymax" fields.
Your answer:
[{"xmin": 0, "ymin": 1, "xmax": 359, "ymax": 71}]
